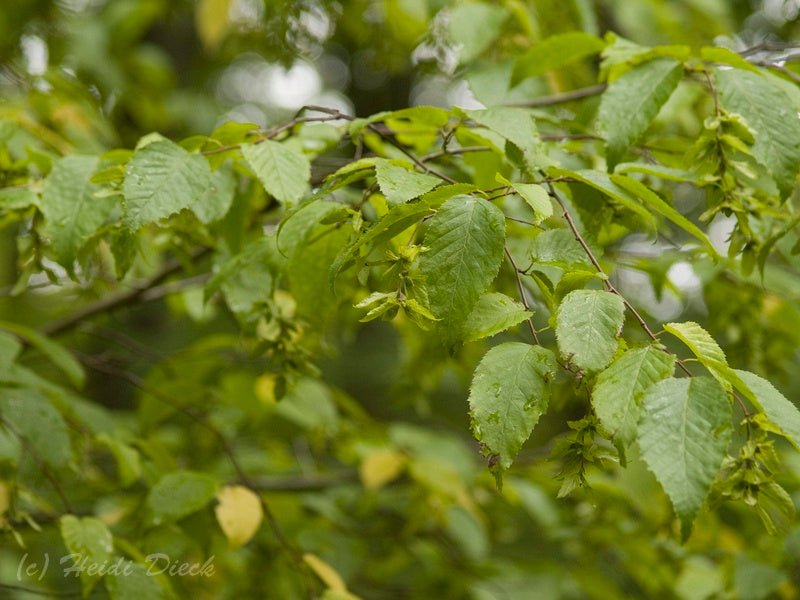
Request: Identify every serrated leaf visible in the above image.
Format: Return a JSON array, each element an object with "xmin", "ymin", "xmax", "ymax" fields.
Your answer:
[
  {"xmin": 549, "ymin": 167, "xmax": 657, "ymax": 231},
  {"xmin": 193, "ymin": 164, "xmax": 236, "ymax": 223},
  {"xmin": 734, "ymin": 370, "xmax": 800, "ymax": 450},
  {"xmin": 556, "ymin": 290, "xmax": 625, "ymax": 372},
  {"xmin": 591, "ymin": 346, "xmax": 675, "ymax": 446},
  {"xmin": 597, "ymin": 58, "xmax": 683, "ymax": 167},
  {"xmin": 513, "ymin": 32, "xmax": 605, "ymax": 83},
  {"xmin": 208, "ymin": 237, "xmax": 281, "ymax": 314},
  {"xmin": 715, "ymin": 68, "xmax": 800, "ymax": 196},
  {"xmin": 123, "ymin": 139, "xmax": 212, "ymax": 230},
  {"xmin": 468, "ymin": 343, "xmax": 557, "ymax": 473},
  {"xmin": 374, "ymin": 159, "xmax": 440, "ymax": 206},
  {"xmin": 241, "ymin": 139, "xmax": 311, "ymax": 205},
  {"xmin": 447, "ymin": 2, "xmax": 508, "ymax": 64},
  {"xmin": 462, "ymin": 107, "xmax": 542, "ymax": 169},
  {"xmin": 462, "ymin": 292, "xmax": 532, "ymax": 342},
  {"xmin": 0, "ymin": 320, "xmax": 85, "ymax": 388},
  {"xmin": 0, "ymin": 388, "xmax": 70, "ymax": 469},
  {"xmin": 215, "ymin": 485, "xmax": 264, "ymax": 548},
  {"xmin": 529, "ymin": 228, "xmax": 592, "ymax": 268},
  {"xmin": 610, "ymin": 174, "xmax": 718, "ymax": 258},
  {"xmin": 146, "ymin": 470, "xmax": 218, "ymax": 525},
  {"xmin": 60, "ymin": 515, "xmax": 113, "ymax": 596},
  {"xmin": 418, "ymin": 196, "xmax": 505, "ymax": 348},
  {"xmin": 105, "ymin": 562, "xmax": 166, "ymax": 600},
  {"xmin": 638, "ymin": 377, "xmax": 732, "ymax": 537},
  {"xmin": 663, "ymin": 321, "xmax": 729, "ymax": 389},
  {"xmin": 278, "ymin": 200, "xmax": 348, "ymax": 258},
  {"xmin": 40, "ymin": 155, "xmax": 116, "ymax": 266},
  {"xmin": 509, "ymin": 182, "xmax": 553, "ymax": 223}
]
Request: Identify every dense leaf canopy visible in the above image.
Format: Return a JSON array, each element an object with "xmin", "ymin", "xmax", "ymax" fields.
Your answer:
[{"xmin": 2, "ymin": 1, "xmax": 800, "ymax": 599}]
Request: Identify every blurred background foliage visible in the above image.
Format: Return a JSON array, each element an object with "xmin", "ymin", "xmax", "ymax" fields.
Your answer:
[{"xmin": 2, "ymin": 0, "xmax": 800, "ymax": 599}]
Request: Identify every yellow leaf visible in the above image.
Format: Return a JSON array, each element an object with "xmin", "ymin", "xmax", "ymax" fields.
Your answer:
[
  {"xmin": 359, "ymin": 449, "xmax": 406, "ymax": 490},
  {"xmin": 254, "ymin": 373, "xmax": 277, "ymax": 405},
  {"xmin": 303, "ymin": 553, "xmax": 349, "ymax": 593},
  {"xmin": 214, "ymin": 485, "xmax": 263, "ymax": 548},
  {"xmin": 196, "ymin": 0, "xmax": 232, "ymax": 51}
]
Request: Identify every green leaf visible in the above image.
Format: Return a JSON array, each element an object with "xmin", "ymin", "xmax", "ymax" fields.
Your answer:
[
  {"xmin": 374, "ymin": 159, "xmax": 440, "ymax": 206},
  {"xmin": 530, "ymin": 228, "xmax": 593, "ymax": 269},
  {"xmin": 638, "ymin": 376, "xmax": 732, "ymax": 537},
  {"xmin": 591, "ymin": 345, "xmax": 675, "ymax": 446},
  {"xmin": 278, "ymin": 200, "xmax": 348, "ymax": 258},
  {"xmin": 462, "ymin": 107, "xmax": 542, "ymax": 169},
  {"xmin": 597, "ymin": 58, "xmax": 683, "ymax": 167},
  {"xmin": 556, "ymin": 290, "xmax": 625, "ymax": 372},
  {"xmin": 193, "ymin": 164, "xmax": 236, "ymax": 223},
  {"xmin": 275, "ymin": 378, "xmax": 339, "ymax": 435},
  {"xmin": 330, "ymin": 199, "xmax": 434, "ymax": 289},
  {"xmin": 715, "ymin": 68, "xmax": 800, "ymax": 196},
  {"xmin": 513, "ymin": 32, "xmax": 605, "ymax": 83},
  {"xmin": 506, "ymin": 181, "xmax": 553, "ymax": 223},
  {"xmin": 614, "ymin": 161, "xmax": 700, "ymax": 182},
  {"xmin": 123, "ymin": 139, "xmax": 212, "ymax": 230},
  {"xmin": 549, "ymin": 167, "xmax": 657, "ymax": 231},
  {"xmin": 663, "ymin": 321, "xmax": 729, "ymax": 388},
  {"xmin": 105, "ymin": 562, "xmax": 166, "ymax": 600},
  {"xmin": 0, "ymin": 388, "xmax": 71, "ymax": 469},
  {"xmin": 146, "ymin": 470, "xmax": 218, "ymax": 525},
  {"xmin": 468, "ymin": 342, "xmax": 557, "ymax": 474},
  {"xmin": 700, "ymin": 47, "xmax": 762, "ymax": 74},
  {"xmin": 0, "ymin": 187, "xmax": 38, "ymax": 210},
  {"xmin": 208, "ymin": 237, "xmax": 281, "ymax": 314},
  {"xmin": 418, "ymin": 196, "xmax": 506, "ymax": 347},
  {"xmin": 241, "ymin": 139, "xmax": 311, "ymax": 205},
  {"xmin": 40, "ymin": 155, "xmax": 116, "ymax": 266},
  {"xmin": 447, "ymin": 2, "xmax": 509, "ymax": 64},
  {"xmin": 60, "ymin": 515, "xmax": 113, "ymax": 596},
  {"xmin": 0, "ymin": 320, "xmax": 85, "ymax": 388},
  {"xmin": 610, "ymin": 174, "xmax": 719, "ymax": 258},
  {"xmin": 0, "ymin": 331, "xmax": 21, "ymax": 368},
  {"xmin": 734, "ymin": 370, "xmax": 800, "ymax": 450},
  {"xmin": 462, "ymin": 292, "xmax": 533, "ymax": 342}
]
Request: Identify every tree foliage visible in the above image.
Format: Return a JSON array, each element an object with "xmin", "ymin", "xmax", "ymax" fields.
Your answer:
[{"xmin": 2, "ymin": 1, "xmax": 800, "ymax": 598}]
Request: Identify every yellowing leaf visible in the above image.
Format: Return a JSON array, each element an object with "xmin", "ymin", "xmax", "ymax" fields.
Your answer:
[
  {"xmin": 215, "ymin": 485, "xmax": 264, "ymax": 548},
  {"xmin": 359, "ymin": 449, "xmax": 406, "ymax": 490},
  {"xmin": 303, "ymin": 553, "xmax": 348, "ymax": 592},
  {"xmin": 196, "ymin": 0, "xmax": 232, "ymax": 51}
]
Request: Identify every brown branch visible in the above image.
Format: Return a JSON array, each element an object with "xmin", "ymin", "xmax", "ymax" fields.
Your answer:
[
  {"xmin": 505, "ymin": 84, "xmax": 607, "ymax": 108},
  {"xmin": 41, "ymin": 249, "xmax": 210, "ymax": 338}
]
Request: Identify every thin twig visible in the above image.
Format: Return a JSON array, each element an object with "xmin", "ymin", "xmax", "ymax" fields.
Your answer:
[
  {"xmin": 505, "ymin": 84, "xmax": 607, "ymax": 108},
  {"xmin": 504, "ymin": 246, "xmax": 540, "ymax": 344},
  {"xmin": 41, "ymin": 249, "xmax": 210, "ymax": 338}
]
